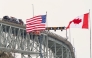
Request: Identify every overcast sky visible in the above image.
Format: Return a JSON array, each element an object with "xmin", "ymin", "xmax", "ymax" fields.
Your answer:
[{"xmin": 0, "ymin": 0, "xmax": 91, "ymax": 58}]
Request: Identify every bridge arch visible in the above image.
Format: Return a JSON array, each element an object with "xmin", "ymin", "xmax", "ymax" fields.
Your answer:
[{"xmin": 0, "ymin": 20, "xmax": 75, "ymax": 58}]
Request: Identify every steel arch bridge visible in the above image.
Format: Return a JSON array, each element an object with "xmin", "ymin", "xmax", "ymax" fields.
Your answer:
[{"xmin": 0, "ymin": 19, "xmax": 75, "ymax": 58}]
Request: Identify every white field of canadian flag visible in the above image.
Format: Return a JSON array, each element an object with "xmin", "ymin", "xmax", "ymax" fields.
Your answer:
[{"xmin": 66, "ymin": 13, "xmax": 89, "ymax": 29}]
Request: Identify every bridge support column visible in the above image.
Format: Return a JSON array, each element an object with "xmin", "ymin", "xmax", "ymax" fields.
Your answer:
[
  {"xmin": 0, "ymin": 24, "xmax": 2, "ymax": 46},
  {"xmin": 39, "ymin": 34, "xmax": 43, "ymax": 58},
  {"xmin": 46, "ymin": 35, "xmax": 48, "ymax": 58},
  {"xmin": 62, "ymin": 46, "xmax": 63, "ymax": 58},
  {"xmin": 31, "ymin": 33, "xmax": 34, "ymax": 51},
  {"xmin": 54, "ymin": 42, "xmax": 56, "ymax": 58},
  {"xmin": 27, "ymin": 33, "xmax": 31, "ymax": 58},
  {"xmin": 66, "ymin": 49, "xmax": 69, "ymax": 58}
]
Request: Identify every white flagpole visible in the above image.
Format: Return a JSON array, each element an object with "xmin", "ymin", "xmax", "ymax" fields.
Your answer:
[
  {"xmin": 66, "ymin": 29, "xmax": 68, "ymax": 40},
  {"xmin": 89, "ymin": 9, "xmax": 91, "ymax": 58},
  {"xmin": 32, "ymin": 4, "xmax": 34, "ymax": 16},
  {"xmin": 69, "ymin": 28, "xmax": 71, "ymax": 43},
  {"xmin": 72, "ymin": 38, "xmax": 76, "ymax": 57},
  {"xmin": 46, "ymin": 11, "xmax": 48, "ymax": 27},
  {"xmin": 65, "ymin": 27, "xmax": 71, "ymax": 42},
  {"xmin": 73, "ymin": 38, "xmax": 75, "ymax": 47}
]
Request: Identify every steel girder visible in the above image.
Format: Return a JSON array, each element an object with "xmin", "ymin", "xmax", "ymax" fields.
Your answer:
[{"xmin": 0, "ymin": 21, "xmax": 74, "ymax": 58}]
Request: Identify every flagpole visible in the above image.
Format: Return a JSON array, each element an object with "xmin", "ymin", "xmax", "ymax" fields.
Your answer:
[
  {"xmin": 72, "ymin": 38, "xmax": 76, "ymax": 57},
  {"xmin": 69, "ymin": 28, "xmax": 71, "ymax": 42},
  {"xmin": 32, "ymin": 4, "xmax": 34, "ymax": 34},
  {"xmin": 32, "ymin": 4, "xmax": 34, "ymax": 16},
  {"xmin": 31, "ymin": 4, "xmax": 35, "ymax": 51},
  {"xmin": 66, "ymin": 29, "xmax": 68, "ymax": 40},
  {"xmin": 89, "ymin": 9, "xmax": 91, "ymax": 58},
  {"xmin": 46, "ymin": 11, "xmax": 48, "ymax": 27}
]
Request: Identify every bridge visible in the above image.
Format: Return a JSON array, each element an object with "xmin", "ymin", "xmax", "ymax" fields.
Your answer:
[{"xmin": 0, "ymin": 19, "xmax": 75, "ymax": 58}]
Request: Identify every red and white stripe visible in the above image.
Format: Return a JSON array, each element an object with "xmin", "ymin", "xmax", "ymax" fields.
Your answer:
[
  {"xmin": 26, "ymin": 15, "xmax": 46, "ymax": 33},
  {"xmin": 26, "ymin": 15, "xmax": 42, "ymax": 24}
]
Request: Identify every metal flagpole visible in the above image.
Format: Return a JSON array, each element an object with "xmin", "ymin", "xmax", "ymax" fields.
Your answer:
[
  {"xmin": 32, "ymin": 4, "xmax": 43, "ymax": 58},
  {"xmin": 69, "ymin": 28, "xmax": 71, "ymax": 43},
  {"xmin": 32, "ymin": 4, "xmax": 34, "ymax": 16},
  {"xmin": 46, "ymin": 11, "xmax": 48, "ymax": 27},
  {"xmin": 72, "ymin": 38, "xmax": 75, "ymax": 54},
  {"xmin": 66, "ymin": 27, "xmax": 71, "ymax": 42},
  {"xmin": 66, "ymin": 28, "xmax": 68, "ymax": 40},
  {"xmin": 89, "ymin": 9, "xmax": 91, "ymax": 58},
  {"xmin": 31, "ymin": 4, "xmax": 35, "ymax": 52}
]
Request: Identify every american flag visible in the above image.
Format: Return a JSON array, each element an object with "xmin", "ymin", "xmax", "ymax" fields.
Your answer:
[{"xmin": 26, "ymin": 15, "xmax": 46, "ymax": 33}]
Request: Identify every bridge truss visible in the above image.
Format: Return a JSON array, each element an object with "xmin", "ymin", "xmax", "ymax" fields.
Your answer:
[{"xmin": 0, "ymin": 20, "xmax": 75, "ymax": 58}]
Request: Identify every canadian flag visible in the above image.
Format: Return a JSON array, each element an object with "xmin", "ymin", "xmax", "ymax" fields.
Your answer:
[{"xmin": 66, "ymin": 13, "xmax": 89, "ymax": 29}]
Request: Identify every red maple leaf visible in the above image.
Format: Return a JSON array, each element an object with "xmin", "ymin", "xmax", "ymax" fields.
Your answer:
[{"xmin": 72, "ymin": 18, "xmax": 82, "ymax": 24}]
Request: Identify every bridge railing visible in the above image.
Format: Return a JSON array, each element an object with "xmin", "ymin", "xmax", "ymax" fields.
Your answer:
[
  {"xmin": 0, "ymin": 22, "xmax": 41, "ymax": 55},
  {"xmin": 0, "ymin": 20, "xmax": 75, "ymax": 58}
]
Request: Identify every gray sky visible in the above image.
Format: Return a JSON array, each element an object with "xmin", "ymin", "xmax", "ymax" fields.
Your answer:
[{"xmin": 0, "ymin": 0, "xmax": 91, "ymax": 58}]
